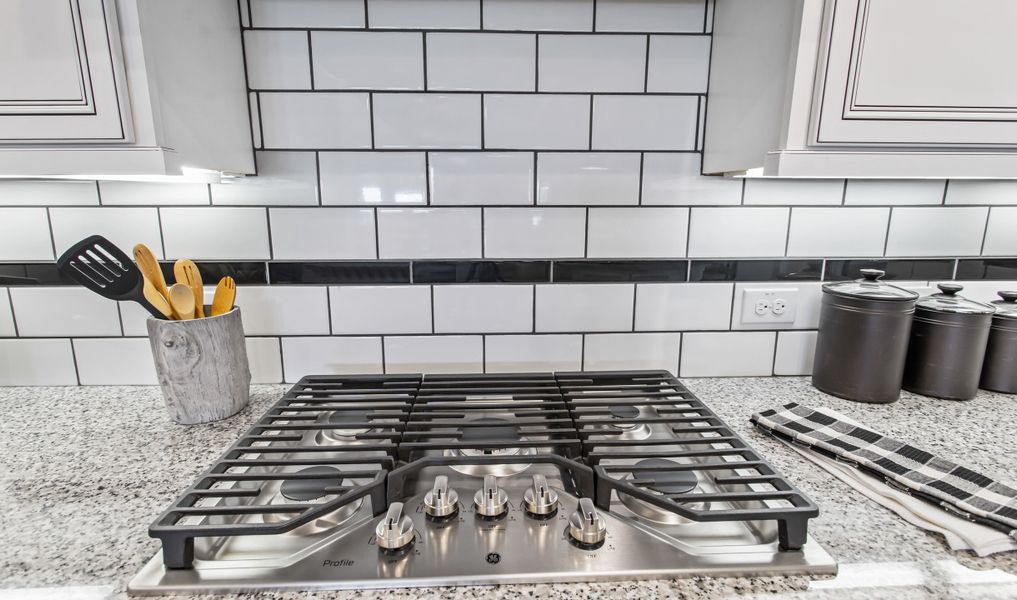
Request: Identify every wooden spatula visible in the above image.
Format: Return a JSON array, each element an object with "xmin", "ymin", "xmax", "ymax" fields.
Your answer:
[
  {"xmin": 56, "ymin": 235, "xmax": 166, "ymax": 318},
  {"xmin": 133, "ymin": 243, "xmax": 169, "ymax": 302},
  {"xmin": 169, "ymin": 283, "xmax": 196, "ymax": 320},
  {"xmin": 143, "ymin": 278, "xmax": 175, "ymax": 319},
  {"xmin": 174, "ymin": 259, "xmax": 204, "ymax": 318},
  {"xmin": 210, "ymin": 276, "xmax": 236, "ymax": 317}
]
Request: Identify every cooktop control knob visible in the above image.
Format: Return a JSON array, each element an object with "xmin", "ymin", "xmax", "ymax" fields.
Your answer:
[
  {"xmin": 523, "ymin": 474, "xmax": 559, "ymax": 517},
  {"xmin": 423, "ymin": 475, "xmax": 459, "ymax": 519},
  {"xmin": 375, "ymin": 502, "xmax": 415, "ymax": 552},
  {"xmin": 568, "ymin": 498, "xmax": 607, "ymax": 548},
  {"xmin": 473, "ymin": 475, "xmax": 509, "ymax": 518}
]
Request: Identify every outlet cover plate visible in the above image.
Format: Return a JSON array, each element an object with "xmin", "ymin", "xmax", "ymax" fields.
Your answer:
[{"xmin": 741, "ymin": 287, "xmax": 798, "ymax": 325}]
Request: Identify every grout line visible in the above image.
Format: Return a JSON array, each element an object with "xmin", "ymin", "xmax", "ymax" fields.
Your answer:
[
  {"xmin": 481, "ymin": 334, "xmax": 487, "ymax": 373},
  {"xmin": 363, "ymin": 0, "xmax": 369, "ymax": 27},
  {"xmin": 637, "ymin": 153, "xmax": 645, "ymax": 205},
  {"xmin": 409, "ymin": 260, "xmax": 414, "ymax": 284},
  {"xmin": 256, "ymin": 92, "xmax": 265, "ymax": 150},
  {"xmin": 264, "ymin": 207, "xmax": 274, "ymax": 259},
  {"xmin": 247, "ymin": 147, "xmax": 706, "ymax": 154},
  {"xmin": 531, "ymin": 285, "xmax": 537, "ymax": 332},
  {"xmin": 325, "ymin": 286, "xmax": 334, "ymax": 334},
  {"xmin": 532, "ymin": 152, "xmax": 539, "ymax": 205},
  {"xmin": 941, "ymin": 180, "xmax": 950, "ymax": 205},
  {"xmin": 206, "ymin": 184, "xmax": 213, "ymax": 205},
  {"xmin": 840, "ymin": 180, "xmax": 847, "ymax": 205},
  {"xmin": 770, "ymin": 330, "xmax": 779, "ymax": 376},
  {"xmin": 68, "ymin": 338, "xmax": 82, "ymax": 385},
  {"xmin": 380, "ymin": 335, "xmax": 387, "ymax": 374},
  {"xmin": 693, "ymin": 97, "xmax": 702, "ymax": 152},
  {"xmin": 479, "ymin": 0, "xmax": 484, "ymax": 29},
  {"xmin": 480, "ymin": 208, "xmax": 486, "ymax": 258},
  {"xmin": 534, "ymin": 34, "xmax": 540, "ymax": 92},
  {"xmin": 727, "ymin": 283, "xmax": 737, "ymax": 329},
  {"xmin": 247, "ymin": 26, "xmax": 715, "ymax": 36},
  {"xmin": 115, "ymin": 300, "xmax": 125, "ymax": 337},
  {"xmin": 583, "ymin": 207, "xmax": 590, "ymax": 257},
  {"xmin": 422, "ymin": 33, "xmax": 428, "ymax": 90},
  {"xmin": 684, "ymin": 208, "xmax": 693, "ymax": 259},
  {"xmin": 314, "ymin": 152, "xmax": 322, "ymax": 205},
  {"xmin": 429, "ymin": 285, "xmax": 436, "ymax": 333},
  {"xmin": 367, "ymin": 93, "xmax": 376, "ymax": 148},
  {"xmin": 44, "ymin": 208, "xmax": 58, "ymax": 259},
  {"xmin": 373, "ymin": 207, "xmax": 380, "ymax": 259},
  {"xmin": 631, "ymin": 284, "xmax": 638, "ymax": 331},
  {"xmin": 592, "ymin": 0, "xmax": 598, "ymax": 31},
  {"xmin": 675, "ymin": 332, "xmax": 683, "ymax": 378},
  {"xmin": 277, "ymin": 337, "xmax": 286, "ymax": 383},
  {"xmin": 819, "ymin": 259, "xmax": 827, "ymax": 280},
  {"xmin": 702, "ymin": 0, "xmax": 710, "ymax": 33},
  {"xmin": 951, "ymin": 259, "xmax": 959, "ymax": 280},
  {"xmin": 480, "ymin": 94, "xmax": 486, "ymax": 149},
  {"xmin": 587, "ymin": 95, "xmax": 594, "ymax": 150},
  {"xmin": 265, "ymin": 260, "xmax": 272, "ymax": 284},
  {"xmin": 155, "ymin": 207, "xmax": 168, "ymax": 259},
  {"xmin": 580, "ymin": 334, "xmax": 586, "ymax": 370},
  {"xmin": 882, "ymin": 207, "xmax": 894, "ymax": 256},
  {"xmin": 739, "ymin": 179, "xmax": 746, "ymax": 205},
  {"xmin": 6, "ymin": 288, "xmax": 20, "ymax": 337},
  {"xmin": 424, "ymin": 152, "xmax": 432, "ymax": 205},
  {"xmin": 783, "ymin": 207, "xmax": 791, "ymax": 256},
  {"xmin": 979, "ymin": 207, "xmax": 992, "ymax": 256},
  {"xmin": 94, "ymin": 181, "xmax": 103, "ymax": 206},
  {"xmin": 643, "ymin": 35, "xmax": 651, "ymax": 92},
  {"xmin": 307, "ymin": 31, "xmax": 315, "ymax": 89}
]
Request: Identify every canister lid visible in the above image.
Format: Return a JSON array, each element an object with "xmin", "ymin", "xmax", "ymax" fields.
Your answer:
[
  {"xmin": 822, "ymin": 269, "xmax": 919, "ymax": 301},
  {"xmin": 991, "ymin": 291, "xmax": 1017, "ymax": 320},
  {"xmin": 915, "ymin": 283, "xmax": 995, "ymax": 315}
]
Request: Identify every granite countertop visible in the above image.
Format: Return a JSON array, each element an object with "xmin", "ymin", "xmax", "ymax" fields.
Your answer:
[{"xmin": 1, "ymin": 378, "xmax": 1016, "ymax": 600}]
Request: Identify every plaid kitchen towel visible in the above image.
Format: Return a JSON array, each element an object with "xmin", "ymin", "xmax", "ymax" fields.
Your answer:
[{"xmin": 751, "ymin": 403, "xmax": 1017, "ymax": 537}]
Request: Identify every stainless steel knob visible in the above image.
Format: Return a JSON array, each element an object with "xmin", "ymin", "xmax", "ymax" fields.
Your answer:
[
  {"xmin": 568, "ymin": 498, "xmax": 607, "ymax": 547},
  {"xmin": 523, "ymin": 474, "xmax": 559, "ymax": 516},
  {"xmin": 473, "ymin": 475, "xmax": 509, "ymax": 518},
  {"xmin": 423, "ymin": 475, "xmax": 459, "ymax": 518},
  {"xmin": 375, "ymin": 502, "xmax": 415, "ymax": 551}
]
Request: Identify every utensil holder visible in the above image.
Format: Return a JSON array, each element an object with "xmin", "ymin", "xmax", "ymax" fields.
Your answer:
[{"xmin": 147, "ymin": 307, "xmax": 251, "ymax": 425}]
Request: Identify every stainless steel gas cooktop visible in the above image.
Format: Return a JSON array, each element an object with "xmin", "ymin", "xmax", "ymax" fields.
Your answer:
[{"xmin": 129, "ymin": 370, "xmax": 836, "ymax": 595}]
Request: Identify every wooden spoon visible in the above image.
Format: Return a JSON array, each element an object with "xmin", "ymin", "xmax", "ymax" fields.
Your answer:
[
  {"xmin": 133, "ymin": 243, "xmax": 169, "ymax": 302},
  {"xmin": 169, "ymin": 283, "xmax": 196, "ymax": 320},
  {"xmin": 143, "ymin": 278, "xmax": 175, "ymax": 319},
  {"xmin": 210, "ymin": 276, "xmax": 236, "ymax": 317},
  {"xmin": 174, "ymin": 259, "xmax": 204, "ymax": 318}
]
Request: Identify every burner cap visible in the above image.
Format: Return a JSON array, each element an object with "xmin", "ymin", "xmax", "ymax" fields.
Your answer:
[
  {"xmin": 326, "ymin": 410, "xmax": 370, "ymax": 426},
  {"xmin": 459, "ymin": 417, "xmax": 521, "ymax": 444},
  {"xmin": 280, "ymin": 466, "xmax": 345, "ymax": 502},
  {"xmin": 609, "ymin": 405, "xmax": 640, "ymax": 420},
  {"xmin": 634, "ymin": 458, "xmax": 698, "ymax": 495}
]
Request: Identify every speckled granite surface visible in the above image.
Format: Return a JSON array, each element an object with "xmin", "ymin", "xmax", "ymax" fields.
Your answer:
[{"xmin": 1, "ymin": 378, "xmax": 1015, "ymax": 600}]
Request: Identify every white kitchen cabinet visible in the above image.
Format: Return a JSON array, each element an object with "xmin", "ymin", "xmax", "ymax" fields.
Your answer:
[
  {"xmin": 0, "ymin": 0, "xmax": 254, "ymax": 178},
  {"xmin": 704, "ymin": 0, "xmax": 1017, "ymax": 178}
]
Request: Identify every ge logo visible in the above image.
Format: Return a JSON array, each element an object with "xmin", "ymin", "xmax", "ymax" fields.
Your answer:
[{"xmin": 486, "ymin": 553, "xmax": 501, "ymax": 564}]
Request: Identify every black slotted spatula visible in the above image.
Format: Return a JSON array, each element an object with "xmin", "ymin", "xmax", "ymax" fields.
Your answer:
[{"xmin": 56, "ymin": 235, "xmax": 166, "ymax": 318}]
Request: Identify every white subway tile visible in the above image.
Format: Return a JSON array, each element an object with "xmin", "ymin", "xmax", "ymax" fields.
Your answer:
[
  {"xmin": 430, "ymin": 152, "xmax": 533, "ymax": 205},
  {"xmin": 377, "ymin": 207, "xmax": 481, "ymax": 258},
  {"xmin": 118, "ymin": 301, "xmax": 154, "ymax": 337},
  {"xmin": 233, "ymin": 287, "xmax": 330, "ymax": 335},
  {"xmin": 731, "ymin": 282, "xmax": 822, "ymax": 331},
  {"xmin": 484, "ymin": 0, "xmax": 593, "ymax": 31},
  {"xmin": 384, "ymin": 335, "xmax": 483, "ymax": 373},
  {"xmin": 743, "ymin": 179, "xmax": 844, "ymax": 206},
  {"xmin": 484, "ymin": 94, "xmax": 590, "ymax": 149},
  {"xmin": 646, "ymin": 36, "xmax": 711, "ymax": 93},
  {"xmin": 786, "ymin": 207, "xmax": 889, "ymax": 257},
  {"xmin": 312, "ymin": 32, "xmax": 423, "ymax": 90},
  {"xmin": 50, "ymin": 207, "xmax": 162, "ymax": 260},
  {"xmin": 596, "ymin": 0, "xmax": 705, "ymax": 32},
  {"xmin": 0, "ymin": 289, "xmax": 14, "ymax": 337},
  {"xmin": 584, "ymin": 332, "xmax": 681, "ymax": 374},
  {"xmin": 538, "ymin": 35, "xmax": 645, "ymax": 92},
  {"xmin": 282, "ymin": 337, "xmax": 383, "ymax": 382},
  {"xmin": 774, "ymin": 331, "xmax": 818, "ymax": 376},
  {"xmin": 10, "ymin": 287, "xmax": 121, "ymax": 337},
  {"xmin": 98, "ymin": 181, "xmax": 209, "ymax": 206},
  {"xmin": 680, "ymin": 332, "xmax": 776, "ymax": 377},
  {"xmin": 635, "ymin": 283, "xmax": 732, "ymax": 331},
  {"xmin": 641, "ymin": 153, "xmax": 742, "ymax": 205},
  {"xmin": 331, "ymin": 286, "xmax": 432, "ymax": 334},
  {"xmin": 687, "ymin": 208, "xmax": 789, "ymax": 258},
  {"xmin": 244, "ymin": 30, "xmax": 311, "ymax": 90},
  {"xmin": 212, "ymin": 152, "xmax": 319, "ymax": 206},
  {"xmin": 946, "ymin": 180, "xmax": 1017, "ymax": 205},
  {"xmin": 934, "ymin": 281, "xmax": 1017, "ymax": 304},
  {"xmin": 535, "ymin": 284, "xmax": 633, "ymax": 332},
  {"xmin": 433, "ymin": 285, "xmax": 533, "ymax": 333},
  {"xmin": 427, "ymin": 33, "xmax": 535, "ymax": 91},
  {"xmin": 259, "ymin": 92, "xmax": 372, "ymax": 149},
  {"xmin": 0, "ymin": 181, "xmax": 98, "ymax": 206},
  {"xmin": 250, "ymin": 0, "xmax": 364, "ymax": 27},
  {"xmin": 367, "ymin": 0, "xmax": 479, "ymax": 29},
  {"xmin": 484, "ymin": 207, "xmax": 585, "ymax": 258},
  {"xmin": 373, "ymin": 93, "xmax": 482, "ymax": 149},
  {"xmin": 0, "ymin": 339, "xmax": 77, "ymax": 385},
  {"xmin": 0, "ymin": 208, "xmax": 53, "ymax": 260},
  {"xmin": 485, "ymin": 334, "xmax": 583, "ymax": 372},
  {"xmin": 74, "ymin": 339, "xmax": 157, "ymax": 385},
  {"xmin": 844, "ymin": 180, "xmax": 945, "ymax": 206},
  {"xmin": 161, "ymin": 208, "xmax": 270, "ymax": 260},
  {"xmin": 591, "ymin": 96, "xmax": 698, "ymax": 150},
  {"xmin": 269, "ymin": 208, "xmax": 375, "ymax": 260},
  {"xmin": 885, "ymin": 207, "xmax": 988, "ymax": 257},
  {"xmin": 983, "ymin": 207, "xmax": 1017, "ymax": 255},
  {"xmin": 320, "ymin": 152, "xmax": 426, "ymax": 206},
  {"xmin": 246, "ymin": 337, "xmax": 283, "ymax": 383},
  {"xmin": 587, "ymin": 207, "xmax": 689, "ymax": 258},
  {"xmin": 537, "ymin": 153, "xmax": 639, "ymax": 205}
]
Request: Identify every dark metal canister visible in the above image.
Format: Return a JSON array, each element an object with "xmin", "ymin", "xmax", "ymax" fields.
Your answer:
[
  {"xmin": 980, "ymin": 291, "xmax": 1017, "ymax": 394},
  {"xmin": 812, "ymin": 269, "xmax": 919, "ymax": 404}
]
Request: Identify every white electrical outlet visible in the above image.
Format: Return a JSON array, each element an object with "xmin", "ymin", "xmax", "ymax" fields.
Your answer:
[{"xmin": 741, "ymin": 288, "xmax": 799, "ymax": 325}]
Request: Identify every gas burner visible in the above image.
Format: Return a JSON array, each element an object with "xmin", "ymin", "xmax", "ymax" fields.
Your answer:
[
  {"xmin": 587, "ymin": 404, "xmax": 653, "ymax": 441},
  {"xmin": 314, "ymin": 409, "xmax": 374, "ymax": 444},
  {"xmin": 264, "ymin": 466, "xmax": 364, "ymax": 534},
  {"xmin": 618, "ymin": 458, "xmax": 708, "ymax": 525},
  {"xmin": 446, "ymin": 417, "xmax": 535, "ymax": 477}
]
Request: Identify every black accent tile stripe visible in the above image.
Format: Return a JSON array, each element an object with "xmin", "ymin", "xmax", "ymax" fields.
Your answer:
[
  {"xmin": 269, "ymin": 261, "xmax": 410, "ymax": 285},
  {"xmin": 956, "ymin": 259, "xmax": 1017, "ymax": 281},
  {"xmin": 824, "ymin": 259, "xmax": 955, "ymax": 282},
  {"xmin": 0, "ymin": 263, "xmax": 76, "ymax": 286},
  {"xmin": 413, "ymin": 260, "xmax": 550, "ymax": 284},
  {"xmin": 158, "ymin": 262, "xmax": 268, "ymax": 285},
  {"xmin": 552, "ymin": 260, "xmax": 688, "ymax": 283},
  {"xmin": 689, "ymin": 260, "xmax": 822, "ymax": 282}
]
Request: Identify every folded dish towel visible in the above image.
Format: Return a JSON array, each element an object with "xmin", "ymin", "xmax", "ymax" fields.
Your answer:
[{"xmin": 751, "ymin": 403, "xmax": 1017, "ymax": 554}]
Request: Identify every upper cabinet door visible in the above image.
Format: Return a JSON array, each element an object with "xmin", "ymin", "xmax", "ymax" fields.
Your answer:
[
  {"xmin": 0, "ymin": 0, "xmax": 132, "ymax": 143},
  {"xmin": 812, "ymin": 0, "xmax": 1017, "ymax": 147}
]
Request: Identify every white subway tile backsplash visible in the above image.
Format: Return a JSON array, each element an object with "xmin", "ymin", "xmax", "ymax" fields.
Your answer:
[
  {"xmin": 74, "ymin": 338, "xmax": 157, "ymax": 385},
  {"xmin": 320, "ymin": 152, "xmax": 426, "ymax": 206},
  {"xmin": 212, "ymin": 152, "xmax": 319, "ymax": 206},
  {"xmin": 367, "ymin": 0, "xmax": 480, "ymax": 29},
  {"xmin": 786, "ymin": 207, "xmax": 889, "ymax": 257},
  {"xmin": 0, "ymin": 208, "xmax": 53, "ymax": 260},
  {"xmin": 983, "ymin": 207, "xmax": 1017, "ymax": 255},
  {"xmin": 10, "ymin": 288, "xmax": 120, "ymax": 337},
  {"xmin": 484, "ymin": 207, "xmax": 585, "ymax": 258},
  {"xmin": 635, "ymin": 283, "xmax": 732, "ymax": 331},
  {"xmin": 244, "ymin": 30, "xmax": 311, "ymax": 90},
  {"xmin": 427, "ymin": 33, "xmax": 535, "ymax": 91},
  {"xmin": 774, "ymin": 331, "xmax": 817, "ymax": 376},
  {"xmin": 259, "ymin": 93, "xmax": 372, "ymax": 149},
  {"xmin": 331, "ymin": 286, "xmax": 432, "ymax": 334},
  {"xmin": 680, "ymin": 331, "xmax": 775, "ymax": 377},
  {"xmin": 584, "ymin": 332, "xmax": 681, "ymax": 373},
  {"xmin": 483, "ymin": 0, "xmax": 593, "ymax": 31},
  {"xmin": 595, "ymin": 0, "xmax": 705, "ymax": 33},
  {"xmin": 538, "ymin": 35, "xmax": 645, "ymax": 93},
  {"xmin": 587, "ymin": 207, "xmax": 689, "ymax": 258},
  {"xmin": 0, "ymin": 181, "xmax": 98, "ymax": 206},
  {"xmin": 269, "ymin": 208, "xmax": 375, "ymax": 259},
  {"xmin": 0, "ymin": 339, "xmax": 77, "ymax": 385},
  {"xmin": 50, "ymin": 207, "xmax": 162, "ymax": 259},
  {"xmin": 373, "ymin": 94, "xmax": 482, "ymax": 149},
  {"xmin": 384, "ymin": 335, "xmax": 483, "ymax": 373},
  {"xmin": 99, "ymin": 181, "xmax": 209, "ymax": 206},
  {"xmin": 312, "ymin": 32, "xmax": 423, "ymax": 90},
  {"xmin": 250, "ymin": 0, "xmax": 364, "ymax": 27},
  {"xmin": 485, "ymin": 334, "xmax": 583, "ymax": 372},
  {"xmin": 743, "ymin": 179, "xmax": 844, "ymax": 206},
  {"xmin": 641, "ymin": 153, "xmax": 741, "ymax": 206},
  {"xmin": 233, "ymin": 287, "xmax": 330, "ymax": 336},
  {"xmin": 536, "ymin": 153, "xmax": 640, "ymax": 205},
  {"xmin": 535, "ymin": 284, "xmax": 633, "ymax": 332},
  {"xmin": 377, "ymin": 207, "xmax": 481, "ymax": 258},
  {"xmin": 118, "ymin": 301, "xmax": 153, "ymax": 337},
  {"xmin": 430, "ymin": 152, "xmax": 533, "ymax": 205},
  {"xmin": 282, "ymin": 337, "xmax": 383, "ymax": 382},
  {"xmin": 484, "ymin": 94, "xmax": 591, "ymax": 149},
  {"xmin": 245, "ymin": 337, "xmax": 283, "ymax": 384},
  {"xmin": 161, "ymin": 208, "xmax": 270, "ymax": 259},
  {"xmin": 646, "ymin": 36, "xmax": 711, "ymax": 93},
  {"xmin": 433, "ymin": 285, "xmax": 533, "ymax": 333},
  {"xmin": 945, "ymin": 180, "xmax": 1017, "ymax": 205},
  {"xmin": 687, "ymin": 208, "xmax": 789, "ymax": 258},
  {"xmin": 0, "ymin": 290, "xmax": 14, "ymax": 337},
  {"xmin": 731, "ymin": 282, "xmax": 822, "ymax": 331},
  {"xmin": 885, "ymin": 207, "xmax": 989, "ymax": 257},
  {"xmin": 591, "ymin": 96, "xmax": 698, "ymax": 150},
  {"xmin": 844, "ymin": 180, "xmax": 945, "ymax": 206}
]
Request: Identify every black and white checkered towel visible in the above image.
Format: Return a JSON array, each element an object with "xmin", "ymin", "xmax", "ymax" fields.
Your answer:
[{"xmin": 751, "ymin": 402, "xmax": 1017, "ymax": 537}]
